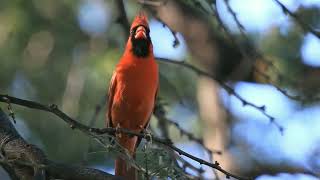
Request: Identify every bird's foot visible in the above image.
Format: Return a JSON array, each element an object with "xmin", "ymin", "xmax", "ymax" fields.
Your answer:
[
  {"xmin": 143, "ymin": 129, "xmax": 152, "ymax": 143},
  {"xmin": 115, "ymin": 124, "xmax": 122, "ymax": 138}
]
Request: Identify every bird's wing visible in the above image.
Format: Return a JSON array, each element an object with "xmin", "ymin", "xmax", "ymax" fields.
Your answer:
[
  {"xmin": 106, "ymin": 72, "xmax": 117, "ymax": 128},
  {"xmin": 135, "ymin": 87, "xmax": 158, "ymax": 148}
]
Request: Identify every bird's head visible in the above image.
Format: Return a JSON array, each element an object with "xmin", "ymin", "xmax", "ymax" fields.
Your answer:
[{"xmin": 129, "ymin": 12, "xmax": 152, "ymax": 58}]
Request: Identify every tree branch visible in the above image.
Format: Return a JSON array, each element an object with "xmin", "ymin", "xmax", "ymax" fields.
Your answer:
[
  {"xmin": 0, "ymin": 107, "xmax": 118, "ymax": 180},
  {"xmin": 156, "ymin": 58, "xmax": 284, "ymax": 133},
  {"xmin": 0, "ymin": 94, "xmax": 251, "ymax": 180},
  {"xmin": 273, "ymin": 0, "xmax": 320, "ymax": 39}
]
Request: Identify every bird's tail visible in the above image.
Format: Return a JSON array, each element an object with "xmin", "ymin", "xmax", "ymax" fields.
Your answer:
[{"xmin": 115, "ymin": 134, "xmax": 138, "ymax": 180}]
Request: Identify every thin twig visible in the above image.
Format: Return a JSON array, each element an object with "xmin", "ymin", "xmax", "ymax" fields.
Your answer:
[
  {"xmin": 216, "ymin": 0, "xmax": 319, "ymax": 103},
  {"xmin": 165, "ymin": 116, "xmax": 222, "ymax": 155},
  {"xmin": 0, "ymin": 94, "xmax": 251, "ymax": 180},
  {"xmin": 89, "ymin": 96, "xmax": 107, "ymax": 127},
  {"xmin": 137, "ymin": 0, "xmax": 164, "ymax": 7},
  {"xmin": 154, "ymin": 101, "xmax": 221, "ymax": 155},
  {"xmin": 207, "ymin": 0, "xmax": 320, "ymax": 113},
  {"xmin": 0, "ymin": 108, "xmax": 118, "ymax": 180},
  {"xmin": 82, "ymin": 96, "xmax": 107, "ymax": 165},
  {"xmin": 154, "ymin": 101, "xmax": 207, "ymax": 177},
  {"xmin": 154, "ymin": 101, "xmax": 205, "ymax": 178},
  {"xmin": 154, "ymin": 17, "xmax": 180, "ymax": 47},
  {"xmin": 165, "ymin": 115, "xmax": 221, "ymax": 178},
  {"xmin": 223, "ymin": 0, "xmax": 247, "ymax": 37},
  {"xmin": 156, "ymin": 58, "xmax": 284, "ymax": 133},
  {"xmin": 273, "ymin": 0, "xmax": 320, "ymax": 39}
]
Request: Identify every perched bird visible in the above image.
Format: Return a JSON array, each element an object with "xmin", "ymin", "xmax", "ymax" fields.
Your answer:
[{"xmin": 106, "ymin": 12, "xmax": 158, "ymax": 179}]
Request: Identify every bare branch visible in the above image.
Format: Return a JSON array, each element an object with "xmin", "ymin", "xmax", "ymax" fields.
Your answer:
[
  {"xmin": 209, "ymin": 0, "xmax": 319, "ymax": 103},
  {"xmin": 82, "ymin": 95, "xmax": 107, "ymax": 165},
  {"xmin": 155, "ymin": 101, "xmax": 221, "ymax": 178},
  {"xmin": 156, "ymin": 58, "xmax": 284, "ymax": 133},
  {"xmin": 0, "ymin": 107, "xmax": 118, "ymax": 180},
  {"xmin": 154, "ymin": 17, "xmax": 180, "ymax": 47},
  {"xmin": 0, "ymin": 94, "xmax": 251, "ymax": 180},
  {"xmin": 223, "ymin": 0, "xmax": 247, "ymax": 37},
  {"xmin": 89, "ymin": 95, "xmax": 107, "ymax": 127},
  {"xmin": 137, "ymin": 0, "xmax": 164, "ymax": 6},
  {"xmin": 273, "ymin": 0, "xmax": 320, "ymax": 39},
  {"xmin": 154, "ymin": 101, "xmax": 213, "ymax": 178}
]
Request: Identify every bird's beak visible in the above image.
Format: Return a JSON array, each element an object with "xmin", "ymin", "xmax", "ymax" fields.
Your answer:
[{"xmin": 134, "ymin": 26, "xmax": 147, "ymax": 39}]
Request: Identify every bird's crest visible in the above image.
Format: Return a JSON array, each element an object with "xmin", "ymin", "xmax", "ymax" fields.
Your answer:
[{"xmin": 130, "ymin": 11, "xmax": 149, "ymax": 30}]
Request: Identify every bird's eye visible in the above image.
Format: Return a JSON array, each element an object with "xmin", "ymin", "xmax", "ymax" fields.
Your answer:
[{"xmin": 130, "ymin": 29, "xmax": 135, "ymax": 35}]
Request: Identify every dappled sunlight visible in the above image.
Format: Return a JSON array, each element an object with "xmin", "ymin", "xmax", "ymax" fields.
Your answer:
[
  {"xmin": 301, "ymin": 33, "xmax": 320, "ymax": 67},
  {"xmin": 0, "ymin": 0, "xmax": 319, "ymax": 179},
  {"xmin": 221, "ymin": 82, "xmax": 320, "ymax": 177},
  {"xmin": 220, "ymin": 82, "xmax": 295, "ymax": 121},
  {"xmin": 23, "ymin": 31, "xmax": 54, "ymax": 70},
  {"xmin": 77, "ymin": 0, "xmax": 111, "ymax": 37},
  {"xmin": 149, "ymin": 19, "xmax": 187, "ymax": 60}
]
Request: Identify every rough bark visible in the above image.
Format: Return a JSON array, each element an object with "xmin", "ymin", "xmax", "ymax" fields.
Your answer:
[{"xmin": 0, "ymin": 108, "xmax": 120, "ymax": 180}]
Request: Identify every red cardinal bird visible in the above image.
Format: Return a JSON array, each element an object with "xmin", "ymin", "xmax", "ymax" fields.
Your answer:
[{"xmin": 106, "ymin": 12, "xmax": 158, "ymax": 179}]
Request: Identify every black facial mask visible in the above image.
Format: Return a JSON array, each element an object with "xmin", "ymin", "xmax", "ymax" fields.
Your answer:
[{"xmin": 130, "ymin": 26, "xmax": 151, "ymax": 58}]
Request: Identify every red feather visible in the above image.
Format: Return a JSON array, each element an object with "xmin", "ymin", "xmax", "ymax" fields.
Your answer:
[{"xmin": 106, "ymin": 12, "xmax": 158, "ymax": 179}]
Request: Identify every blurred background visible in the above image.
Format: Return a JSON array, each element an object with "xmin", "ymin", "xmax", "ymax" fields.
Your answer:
[{"xmin": 0, "ymin": 0, "xmax": 319, "ymax": 179}]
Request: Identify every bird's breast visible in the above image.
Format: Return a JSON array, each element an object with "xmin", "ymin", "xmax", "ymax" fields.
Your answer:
[
  {"xmin": 117, "ymin": 62, "xmax": 157, "ymax": 101},
  {"xmin": 111, "ymin": 60, "xmax": 158, "ymax": 131}
]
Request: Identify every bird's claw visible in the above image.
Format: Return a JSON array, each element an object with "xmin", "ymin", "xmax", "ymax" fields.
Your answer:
[
  {"xmin": 143, "ymin": 129, "xmax": 152, "ymax": 143},
  {"xmin": 115, "ymin": 124, "xmax": 122, "ymax": 138}
]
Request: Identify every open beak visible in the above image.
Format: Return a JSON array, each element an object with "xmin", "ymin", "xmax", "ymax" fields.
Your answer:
[{"xmin": 134, "ymin": 26, "xmax": 147, "ymax": 39}]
